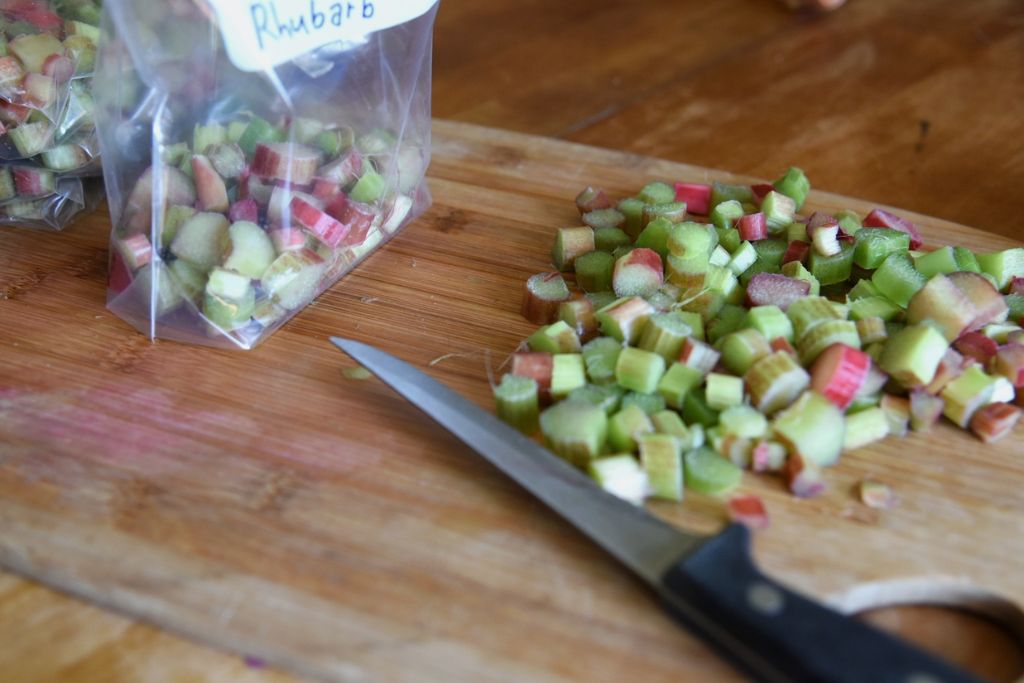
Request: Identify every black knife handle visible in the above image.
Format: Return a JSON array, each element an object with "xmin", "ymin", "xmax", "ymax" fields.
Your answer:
[{"xmin": 659, "ymin": 524, "xmax": 984, "ymax": 683}]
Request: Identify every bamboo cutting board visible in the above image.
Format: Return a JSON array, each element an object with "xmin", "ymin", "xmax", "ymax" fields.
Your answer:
[{"xmin": 1, "ymin": 121, "xmax": 1022, "ymax": 683}]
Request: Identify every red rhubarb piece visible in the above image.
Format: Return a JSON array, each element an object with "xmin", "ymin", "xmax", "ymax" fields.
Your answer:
[
  {"xmin": 862, "ymin": 208, "xmax": 923, "ymax": 249},
  {"xmin": 727, "ymin": 494, "xmax": 770, "ymax": 530},
  {"xmin": 290, "ymin": 195, "xmax": 349, "ymax": 248},
  {"xmin": 770, "ymin": 336, "xmax": 797, "ymax": 356},
  {"xmin": 970, "ymin": 403, "xmax": 1022, "ymax": 444},
  {"xmin": 745, "ymin": 273, "xmax": 811, "ymax": 311},
  {"xmin": 737, "ymin": 212, "xmax": 767, "ymax": 241},
  {"xmin": 612, "ymin": 247, "xmax": 663, "ymax": 298},
  {"xmin": 269, "ymin": 228, "xmax": 308, "ymax": 253},
  {"xmin": 954, "ymin": 331, "xmax": 998, "ymax": 366},
  {"xmin": 575, "ymin": 186, "xmax": 613, "ymax": 214},
  {"xmin": 317, "ymin": 148, "xmax": 363, "ymax": 185},
  {"xmin": 228, "ymin": 197, "xmax": 259, "ymax": 223},
  {"xmin": 810, "ymin": 343, "xmax": 871, "ymax": 409},
  {"xmin": 12, "ymin": 166, "xmax": 51, "ymax": 196},
  {"xmin": 678, "ymin": 337, "xmax": 720, "ymax": 375},
  {"xmin": 947, "ymin": 271, "xmax": 1010, "ymax": 331},
  {"xmin": 252, "ymin": 142, "xmax": 320, "ymax": 185},
  {"xmin": 992, "ymin": 344, "xmax": 1024, "ymax": 388},
  {"xmin": 750, "ymin": 183, "xmax": 774, "ymax": 202},
  {"xmin": 510, "ymin": 352, "xmax": 554, "ymax": 393},
  {"xmin": 328, "ymin": 196, "xmax": 376, "ymax": 248},
  {"xmin": 311, "ymin": 177, "xmax": 341, "ymax": 200},
  {"xmin": 0, "ymin": 100, "xmax": 30, "ymax": 125},
  {"xmin": 191, "ymin": 154, "xmax": 229, "ymax": 212},
  {"xmin": 41, "ymin": 54, "xmax": 74, "ymax": 84},
  {"xmin": 782, "ymin": 240, "xmax": 809, "ymax": 265},
  {"xmin": 674, "ymin": 182, "xmax": 712, "ymax": 215}
]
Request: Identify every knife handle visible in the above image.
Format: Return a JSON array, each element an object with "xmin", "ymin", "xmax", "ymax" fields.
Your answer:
[{"xmin": 659, "ymin": 524, "xmax": 983, "ymax": 683}]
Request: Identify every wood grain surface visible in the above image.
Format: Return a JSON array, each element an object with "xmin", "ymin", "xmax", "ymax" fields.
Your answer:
[
  {"xmin": 2, "ymin": 0, "xmax": 1023, "ymax": 681},
  {"xmin": 2, "ymin": 120, "xmax": 1023, "ymax": 683}
]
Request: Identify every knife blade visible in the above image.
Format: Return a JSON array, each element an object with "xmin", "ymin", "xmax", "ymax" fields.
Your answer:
[{"xmin": 330, "ymin": 337, "xmax": 983, "ymax": 683}]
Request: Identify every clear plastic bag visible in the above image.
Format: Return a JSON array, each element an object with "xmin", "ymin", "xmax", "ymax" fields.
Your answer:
[{"xmin": 98, "ymin": 0, "xmax": 438, "ymax": 349}]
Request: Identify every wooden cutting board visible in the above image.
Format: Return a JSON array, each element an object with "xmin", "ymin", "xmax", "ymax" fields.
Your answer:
[{"xmin": 1, "ymin": 120, "xmax": 1022, "ymax": 683}]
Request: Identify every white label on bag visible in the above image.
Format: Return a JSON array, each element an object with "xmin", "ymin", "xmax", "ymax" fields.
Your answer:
[{"xmin": 206, "ymin": 0, "xmax": 439, "ymax": 72}]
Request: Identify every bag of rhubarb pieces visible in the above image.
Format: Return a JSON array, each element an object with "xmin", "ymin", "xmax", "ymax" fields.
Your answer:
[
  {"xmin": 0, "ymin": 0, "xmax": 104, "ymax": 230},
  {"xmin": 97, "ymin": 0, "xmax": 438, "ymax": 348}
]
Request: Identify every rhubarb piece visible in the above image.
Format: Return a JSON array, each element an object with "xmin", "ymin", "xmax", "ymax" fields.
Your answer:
[
  {"xmin": 640, "ymin": 434, "xmax": 684, "ymax": 501},
  {"xmin": 349, "ymin": 168, "xmax": 385, "ymax": 204},
  {"xmin": 717, "ymin": 226, "xmax": 742, "ymax": 254},
  {"xmin": 808, "ymin": 244, "xmax": 854, "ymax": 287},
  {"xmin": 871, "ymin": 252, "xmax": 926, "ymax": 308},
  {"xmin": 582, "ymin": 337, "xmax": 622, "ymax": 385},
  {"xmin": 879, "ymin": 324, "xmax": 948, "ymax": 387},
  {"xmin": 550, "ymin": 353, "xmax": 587, "ymax": 398},
  {"xmin": 738, "ymin": 212, "xmax": 767, "ymax": 241},
  {"xmin": 622, "ymin": 390, "xmax": 666, "ymax": 415},
  {"xmin": 381, "ymin": 195, "xmax": 413, "ymax": 234},
  {"xmin": 615, "ymin": 347, "xmax": 666, "ymax": 394},
  {"xmin": 772, "ymin": 167, "xmax": 810, "ymax": 210},
  {"xmin": 260, "ymin": 248, "xmax": 327, "ymax": 310},
  {"xmin": 710, "ymin": 199, "xmax": 744, "ymax": 231},
  {"xmin": 331, "ymin": 198, "xmax": 377, "ymax": 248},
  {"xmin": 719, "ymin": 405, "xmax": 768, "ymax": 439},
  {"xmin": 168, "ymin": 259, "xmax": 207, "ymax": 303},
  {"xmin": 203, "ymin": 268, "xmax": 256, "ymax": 331},
  {"xmin": 252, "ymin": 142, "xmax": 320, "ymax": 184},
  {"xmin": 682, "ymin": 389, "xmax": 721, "ymax": 428},
  {"xmin": 727, "ymin": 241, "xmax": 758, "ymax": 276},
  {"xmin": 707, "ymin": 304, "xmax": 749, "ymax": 344},
  {"xmin": 849, "ymin": 296, "xmax": 901, "ymax": 323},
  {"xmin": 0, "ymin": 167, "xmax": 13, "ymax": 201},
  {"xmin": 744, "ymin": 272, "xmax": 810, "ymax": 311},
  {"xmin": 810, "ymin": 344, "xmax": 871, "ymax": 410},
  {"xmin": 879, "ymin": 394, "xmax": 911, "ymax": 437},
  {"xmin": 269, "ymin": 229, "xmax": 309, "ymax": 254},
  {"xmin": 760, "ymin": 191, "xmax": 796, "ymax": 233},
  {"xmin": 770, "ymin": 336, "xmax": 797, "ymax": 356},
  {"xmin": 191, "ymin": 155, "xmax": 229, "ymax": 212},
  {"xmin": 161, "ymin": 206, "xmax": 197, "ymax": 247},
  {"xmin": 540, "ymin": 400, "xmax": 607, "ymax": 467},
  {"xmin": 798, "ymin": 320, "xmax": 860, "ymax": 366},
  {"xmin": 947, "ymin": 271, "xmax": 1011, "ymax": 330},
  {"xmin": 588, "ymin": 455, "xmax": 649, "ymax": 505},
  {"xmin": 170, "ymin": 212, "xmax": 229, "ymax": 270},
  {"xmin": 862, "ymin": 208, "xmax": 923, "ymax": 249},
  {"xmin": 699, "ymin": 373, "xmax": 741, "ymax": 412},
  {"xmin": 780, "ymin": 261, "xmax": 820, "ymax": 296},
  {"xmin": 575, "ymin": 186, "xmax": 613, "ymax": 214},
  {"xmin": 953, "ymin": 246, "xmax": 982, "ymax": 273},
  {"xmin": 953, "ymin": 331, "xmax": 998, "ymax": 366},
  {"xmin": 843, "ymin": 408, "xmax": 889, "ymax": 450},
  {"xmin": 125, "ymin": 165, "xmax": 197, "ymax": 232},
  {"xmin": 552, "ymin": 226, "xmax": 595, "ymax": 271},
  {"xmin": 9, "ymin": 31, "xmax": 63, "ymax": 72},
  {"xmin": 650, "ymin": 409, "xmax": 690, "ymax": 438},
  {"xmin": 594, "ymin": 227, "xmax": 631, "ymax": 253},
  {"xmin": 941, "ymin": 365, "xmax": 998, "ymax": 428},
  {"xmin": 114, "ymin": 234, "xmax": 152, "ymax": 272},
  {"xmin": 612, "ymin": 248, "xmax": 663, "ymax": 298},
  {"xmin": 678, "ymin": 337, "xmax": 720, "ymax": 375},
  {"xmin": 637, "ymin": 312, "xmax": 692, "ymax": 361},
  {"xmin": 207, "ymin": 143, "xmax": 246, "ymax": 180},
  {"xmin": 41, "ymin": 144, "xmax": 87, "ymax": 171},
  {"xmin": 647, "ymin": 282, "xmax": 682, "ymax": 312},
  {"xmin": 237, "ymin": 117, "xmax": 284, "ymax": 156},
  {"xmin": 727, "ymin": 495, "xmax": 769, "ymax": 531},
  {"xmin": 720, "ymin": 328, "xmax": 770, "ymax": 375},
  {"xmin": 925, "ymin": 348, "xmax": 967, "ymax": 394},
  {"xmin": 574, "ymin": 250, "xmax": 615, "ymax": 292},
  {"xmin": 751, "ymin": 440, "xmax": 788, "ymax": 473},
  {"xmin": 913, "ymin": 246, "xmax": 959, "ymax": 278},
  {"xmin": 567, "ymin": 384, "xmax": 624, "ymax": 414},
  {"xmin": 12, "ymin": 166, "xmax": 54, "ymax": 196},
  {"xmin": 781, "ymin": 240, "xmax": 810, "ymax": 266},
  {"xmin": 527, "ymin": 320, "xmax": 581, "ymax": 354},
  {"xmin": 607, "ymin": 403, "xmax": 654, "ymax": 453},
  {"xmin": 636, "ymin": 217, "xmax": 675, "ymax": 258},
  {"xmin": 745, "ymin": 351, "xmax": 811, "ymax": 415},
  {"xmin": 291, "ymin": 195, "xmax": 349, "ymax": 247},
  {"xmin": 8, "ymin": 120, "xmax": 50, "ymax": 157},
  {"xmin": 511, "ymin": 352, "xmax": 554, "ymax": 393},
  {"xmin": 313, "ymin": 126, "xmax": 353, "ymax": 158},
  {"xmin": 318, "ymin": 148, "xmax": 363, "ymax": 186},
  {"xmin": 685, "ymin": 446, "xmax": 742, "ymax": 495},
  {"xmin": 617, "ymin": 197, "xmax": 646, "ymax": 239},
  {"xmin": 772, "ymin": 391, "xmax": 845, "ymax": 466},
  {"xmin": 595, "ymin": 296, "xmax": 654, "ymax": 344},
  {"xmin": 909, "ymin": 389, "xmax": 944, "ymax": 432},
  {"xmin": 558, "ymin": 297, "xmax": 598, "ymax": 342},
  {"xmin": 582, "ymin": 207, "xmax": 626, "ymax": 231},
  {"xmin": 222, "ymin": 221, "xmax": 276, "ymax": 279},
  {"xmin": 859, "ymin": 480, "xmax": 894, "ymax": 509},
  {"xmin": 809, "ymin": 217, "xmax": 841, "ymax": 257},
  {"xmin": 674, "ymin": 182, "xmax": 712, "ymax": 215},
  {"xmin": 970, "ymin": 403, "xmax": 1021, "ymax": 443},
  {"xmin": 639, "ymin": 181, "xmax": 676, "ymax": 205},
  {"xmin": 745, "ymin": 305, "xmax": 794, "ymax": 343},
  {"xmin": 229, "ymin": 198, "xmax": 259, "ymax": 223},
  {"xmin": 977, "ymin": 248, "xmax": 1024, "ymax": 291},
  {"xmin": 710, "ymin": 182, "xmax": 755, "ymax": 210},
  {"xmin": 853, "ymin": 228, "xmax": 910, "ymax": 269},
  {"xmin": 133, "ymin": 263, "xmax": 185, "ymax": 317},
  {"xmin": 906, "ymin": 274, "xmax": 979, "ymax": 342},
  {"xmin": 992, "ymin": 344, "xmax": 1024, "ymax": 387},
  {"xmin": 193, "ymin": 123, "xmax": 226, "ymax": 153},
  {"xmin": 522, "ymin": 272, "xmax": 571, "ymax": 324}
]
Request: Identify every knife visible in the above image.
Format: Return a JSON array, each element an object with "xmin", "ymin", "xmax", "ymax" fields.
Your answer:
[{"xmin": 330, "ymin": 337, "xmax": 983, "ymax": 683}]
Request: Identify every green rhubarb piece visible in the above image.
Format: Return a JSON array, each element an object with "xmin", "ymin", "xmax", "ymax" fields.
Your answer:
[
  {"xmin": 676, "ymin": 311, "xmax": 705, "ymax": 342},
  {"xmin": 586, "ymin": 292, "xmax": 618, "ymax": 311},
  {"xmin": 551, "ymin": 354, "xmax": 587, "ymax": 398},
  {"xmin": 193, "ymin": 122, "xmax": 226, "ymax": 154},
  {"xmin": 745, "ymin": 351, "xmax": 811, "ymax": 415},
  {"xmin": 848, "ymin": 278, "xmax": 882, "ymax": 300},
  {"xmin": 223, "ymin": 221, "xmax": 276, "ymax": 279},
  {"xmin": 0, "ymin": 168, "xmax": 13, "ymax": 201},
  {"xmin": 710, "ymin": 199, "xmax": 744, "ymax": 231},
  {"xmin": 721, "ymin": 328, "xmax": 771, "ymax": 375},
  {"xmin": 646, "ymin": 283, "xmax": 681, "ymax": 312},
  {"xmin": 594, "ymin": 227, "xmax": 631, "ymax": 253},
  {"xmin": 880, "ymin": 324, "xmax": 949, "ymax": 387},
  {"xmin": 854, "ymin": 228, "xmax": 910, "ymax": 269},
  {"xmin": 644, "ymin": 202, "xmax": 688, "ymax": 225},
  {"xmin": 657, "ymin": 362, "xmax": 704, "ymax": 409},
  {"xmin": 9, "ymin": 121, "xmax": 51, "ymax": 158},
  {"xmin": 494, "ymin": 374, "xmax": 540, "ymax": 434},
  {"xmin": 203, "ymin": 269, "xmax": 256, "ymax": 331},
  {"xmin": 357, "ymin": 129, "xmax": 396, "ymax": 156},
  {"xmin": 745, "ymin": 305, "xmax": 794, "ymax": 343},
  {"xmin": 41, "ymin": 145, "xmax": 84, "ymax": 171},
  {"xmin": 134, "ymin": 263, "xmax": 186, "ymax": 317},
  {"xmin": 787, "ymin": 296, "xmax": 844, "ymax": 339},
  {"xmin": 954, "ymin": 246, "xmax": 981, "ymax": 273},
  {"xmin": 567, "ymin": 384, "xmax": 624, "ymax": 414},
  {"xmin": 855, "ymin": 317, "xmax": 888, "ymax": 346},
  {"xmin": 637, "ymin": 312, "xmax": 693, "ymax": 361},
  {"xmin": 798, "ymin": 320, "xmax": 860, "ymax": 366},
  {"xmin": 780, "ymin": 261, "xmax": 821, "ymax": 296},
  {"xmin": 528, "ymin": 320, "xmax": 581, "ymax": 354},
  {"xmin": 540, "ymin": 401, "xmax": 608, "ymax": 467},
  {"xmin": 574, "ymin": 250, "xmax": 615, "ymax": 292},
  {"xmin": 772, "ymin": 167, "xmax": 810, "ymax": 210},
  {"xmin": 716, "ymin": 226, "xmax": 741, "ymax": 254},
  {"xmin": 786, "ymin": 221, "xmax": 809, "ymax": 243},
  {"xmin": 719, "ymin": 405, "xmax": 768, "ymax": 439},
  {"xmin": 350, "ymin": 169, "xmax": 386, "ymax": 204},
  {"xmin": 621, "ymin": 391, "xmax": 667, "ymax": 416},
  {"xmin": 808, "ymin": 243, "xmax": 854, "ymax": 286},
  {"xmin": 314, "ymin": 128, "xmax": 351, "ymax": 158},
  {"xmin": 684, "ymin": 447, "xmax": 742, "ymax": 495},
  {"xmin": 843, "ymin": 407, "xmax": 889, "ymax": 450},
  {"xmin": 771, "ymin": 391, "xmax": 845, "ymax": 466},
  {"xmin": 710, "ymin": 182, "xmax": 755, "ymax": 210},
  {"xmin": 980, "ymin": 321, "xmax": 1021, "ymax": 343},
  {"xmin": 583, "ymin": 208, "xmax": 626, "ymax": 230},
  {"xmin": 710, "ymin": 245, "xmax": 731, "ymax": 268},
  {"xmin": 639, "ymin": 434, "xmax": 684, "ymax": 501},
  {"xmin": 849, "ymin": 296, "xmax": 901, "ymax": 323},
  {"xmin": 666, "ymin": 253, "xmax": 709, "ymax": 290},
  {"xmin": 170, "ymin": 212, "xmax": 229, "ymax": 271},
  {"xmin": 617, "ymin": 198, "xmax": 646, "ymax": 239},
  {"xmin": 588, "ymin": 455, "xmax": 649, "ymax": 504},
  {"xmin": 760, "ymin": 191, "xmax": 797, "ymax": 233},
  {"xmin": 636, "ymin": 217, "xmax": 674, "ymax": 259},
  {"xmin": 227, "ymin": 120, "xmax": 249, "ymax": 143},
  {"xmin": 977, "ymin": 248, "xmax": 1024, "ymax": 291},
  {"xmin": 846, "ymin": 393, "xmax": 881, "ymax": 414},
  {"xmin": 727, "ymin": 241, "xmax": 758, "ymax": 276},
  {"xmin": 237, "ymin": 117, "xmax": 284, "ymax": 157},
  {"xmin": 552, "ymin": 226, "xmax": 596, "ymax": 271},
  {"xmin": 9, "ymin": 32, "xmax": 63, "ymax": 72},
  {"xmin": 607, "ymin": 403, "xmax": 654, "ymax": 453},
  {"xmin": 651, "ymin": 410, "xmax": 690, "ymax": 439},
  {"xmin": 582, "ymin": 336, "xmax": 623, "ymax": 385},
  {"xmin": 596, "ymin": 296, "xmax": 654, "ymax": 344},
  {"xmin": 705, "ymin": 303, "xmax": 748, "ymax": 345},
  {"xmin": 558, "ymin": 299, "xmax": 597, "ymax": 339},
  {"xmin": 678, "ymin": 289, "xmax": 725, "ymax": 322},
  {"xmin": 913, "ymin": 246, "xmax": 959, "ymax": 278},
  {"xmin": 940, "ymin": 365, "xmax": 997, "ymax": 428},
  {"xmin": 1005, "ymin": 294, "xmax": 1024, "ymax": 320},
  {"xmin": 290, "ymin": 117, "xmax": 325, "ymax": 144},
  {"xmin": 168, "ymin": 258, "xmax": 206, "ymax": 303},
  {"xmin": 705, "ymin": 373, "xmax": 745, "ymax": 411},
  {"xmin": 834, "ymin": 210, "xmax": 862, "ymax": 235},
  {"xmin": 639, "ymin": 181, "xmax": 676, "ymax": 205},
  {"xmin": 667, "ymin": 221, "xmax": 717, "ymax": 258},
  {"xmin": 682, "ymin": 389, "xmax": 720, "ymax": 428},
  {"xmin": 615, "ymin": 347, "xmax": 666, "ymax": 394},
  {"xmin": 751, "ymin": 239, "xmax": 788, "ymax": 270},
  {"xmin": 704, "ymin": 264, "xmax": 741, "ymax": 303}
]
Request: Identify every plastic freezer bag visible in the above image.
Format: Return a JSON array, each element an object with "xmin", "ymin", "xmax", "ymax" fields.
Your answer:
[{"xmin": 98, "ymin": 0, "xmax": 438, "ymax": 349}]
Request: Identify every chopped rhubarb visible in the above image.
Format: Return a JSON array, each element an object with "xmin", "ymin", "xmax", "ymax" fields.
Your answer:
[
  {"xmin": 522, "ymin": 272, "xmax": 571, "ymax": 324},
  {"xmin": 269, "ymin": 228, "xmax": 308, "ymax": 253},
  {"xmin": 114, "ymin": 234, "xmax": 153, "ymax": 272},
  {"xmin": 678, "ymin": 337, "xmax": 721, "ymax": 375},
  {"xmin": 673, "ymin": 182, "xmax": 712, "ymax": 215},
  {"xmin": 782, "ymin": 240, "xmax": 809, "ymax": 265},
  {"xmin": 953, "ymin": 331, "xmax": 998, "ymax": 366},
  {"xmin": 737, "ymin": 212, "xmax": 767, "ymax": 241},
  {"xmin": 862, "ymin": 208, "xmax": 923, "ymax": 249},
  {"xmin": 906, "ymin": 274, "xmax": 978, "ymax": 342},
  {"xmin": 970, "ymin": 403, "xmax": 1021, "ymax": 444},
  {"xmin": 575, "ymin": 186, "xmax": 613, "ymax": 214},
  {"xmin": 290, "ymin": 195, "xmax": 348, "ymax": 247},
  {"xmin": 612, "ymin": 248, "xmax": 663, "ymax": 298},
  {"xmin": 909, "ymin": 389, "xmax": 944, "ymax": 432},
  {"xmin": 745, "ymin": 273, "xmax": 811, "ymax": 311},
  {"xmin": 510, "ymin": 352, "xmax": 554, "ymax": 394},
  {"xmin": 925, "ymin": 348, "xmax": 967, "ymax": 394},
  {"xmin": 810, "ymin": 343, "xmax": 871, "ymax": 410},
  {"xmin": 992, "ymin": 344, "xmax": 1024, "ymax": 387},
  {"xmin": 727, "ymin": 494, "xmax": 769, "ymax": 530},
  {"xmin": 229, "ymin": 198, "xmax": 259, "ymax": 223},
  {"xmin": 252, "ymin": 142, "xmax": 321, "ymax": 185},
  {"xmin": 947, "ymin": 271, "xmax": 1009, "ymax": 331},
  {"xmin": 191, "ymin": 155, "xmax": 230, "ymax": 212}
]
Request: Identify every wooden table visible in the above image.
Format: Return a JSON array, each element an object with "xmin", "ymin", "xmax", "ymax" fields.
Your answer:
[{"xmin": 2, "ymin": 1, "xmax": 1022, "ymax": 681}]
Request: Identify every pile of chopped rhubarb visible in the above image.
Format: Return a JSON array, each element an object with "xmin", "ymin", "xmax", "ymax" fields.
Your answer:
[{"xmin": 494, "ymin": 169, "xmax": 1024, "ymax": 507}]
